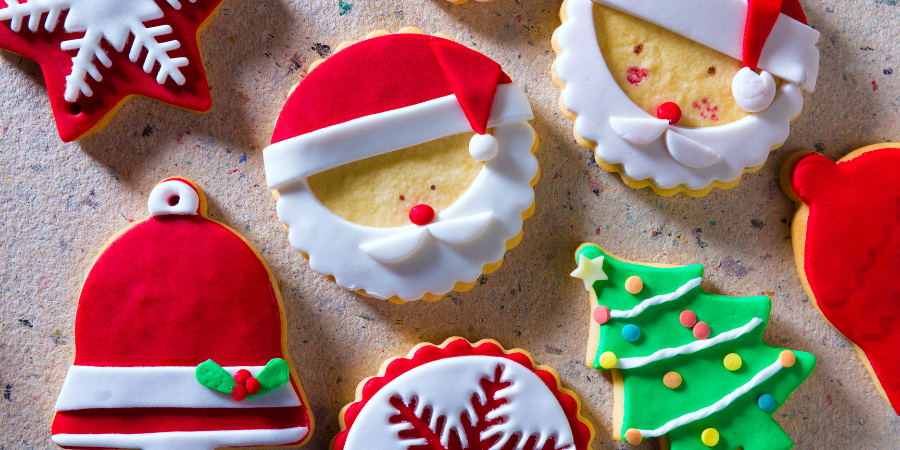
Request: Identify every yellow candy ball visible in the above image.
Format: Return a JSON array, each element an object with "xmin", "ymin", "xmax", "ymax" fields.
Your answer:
[
  {"xmin": 701, "ymin": 428, "xmax": 719, "ymax": 446},
  {"xmin": 625, "ymin": 275, "xmax": 644, "ymax": 294},
  {"xmin": 663, "ymin": 371, "xmax": 682, "ymax": 389},
  {"xmin": 723, "ymin": 353, "xmax": 742, "ymax": 371},
  {"xmin": 599, "ymin": 351, "xmax": 618, "ymax": 369},
  {"xmin": 624, "ymin": 428, "xmax": 643, "ymax": 445}
]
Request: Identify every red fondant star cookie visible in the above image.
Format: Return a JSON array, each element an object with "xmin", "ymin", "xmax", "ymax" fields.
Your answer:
[{"xmin": 0, "ymin": 0, "xmax": 224, "ymax": 141}]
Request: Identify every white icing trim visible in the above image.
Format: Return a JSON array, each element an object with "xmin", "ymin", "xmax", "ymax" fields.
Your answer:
[
  {"xmin": 615, "ymin": 317, "xmax": 763, "ymax": 369},
  {"xmin": 52, "ymin": 426, "xmax": 309, "ymax": 450},
  {"xmin": 555, "ymin": 0, "xmax": 811, "ymax": 190},
  {"xmin": 665, "ymin": 131, "xmax": 722, "ymax": 169},
  {"xmin": 593, "ymin": 0, "xmax": 820, "ymax": 90},
  {"xmin": 55, "ymin": 365, "xmax": 302, "ymax": 410},
  {"xmin": 342, "ymin": 355, "xmax": 575, "ymax": 450},
  {"xmin": 636, "ymin": 357, "xmax": 784, "ymax": 437},
  {"xmin": 263, "ymin": 84, "xmax": 534, "ymax": 191},
  {"xmin": 273, "ymin": 118, "xmax": 537, "ymax": 301},
  {"xmin": 359, "ymin": 212, "xmax": 494, "ymax": 263},
  {"xmin": 609, "ymin": 117, "xmax": 669, "ymax": 144},
  {"xmin": 609, "ymin": 277, "xmax": 702, "ymax": 319},
  {"xmin": 148, "ymin": 179, "xmax": 199, "ymax": 216}
]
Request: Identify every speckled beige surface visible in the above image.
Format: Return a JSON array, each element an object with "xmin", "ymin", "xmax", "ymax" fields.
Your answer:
[{"xmin": 1, "ymin": 0, "xmax": 899, "ymax": 449}]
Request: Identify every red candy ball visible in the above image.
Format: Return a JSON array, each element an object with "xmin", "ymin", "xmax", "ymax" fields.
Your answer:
[
  {"xmin": 231, "ymin": 384, "xmax": 248, "ymax": 402},
  {"xmin": 593, "ymin": 305, "xmax": 611, "ymax": 324},
  {"xmin": 245, "ymin": 377, "xmax": 261, "ymax": 395},
  {"xmin": 409, "ymin": 204, "xmax": 435, "ymax": 226},
  {"xmin": 693, "ymin": 321, "xmax": 711, "ymax": 340},
  {"xmin": 234, "ymin": 369, "xmax": 252, "ymax": 385},
  {"xmin": 657, "ymin": 102, "xmax": 682, "ymax": 125},
  {"xmin": 679, "ymin": 310, "xmax": 698, "ymax": 328}
]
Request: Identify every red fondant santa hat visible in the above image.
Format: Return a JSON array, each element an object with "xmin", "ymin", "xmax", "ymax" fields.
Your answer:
[
  {"xmin": 51, "ymin": 179, "xmax": 312, "ymax": 450},
  {"xmin": 263, "ymin": 33, "xmax": 534, "ymax": 191}
]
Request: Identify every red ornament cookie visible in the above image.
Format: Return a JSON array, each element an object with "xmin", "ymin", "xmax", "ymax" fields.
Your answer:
[
  {"xmin": 784, "ymin": 144, "xmax": 900, "ymax": 415},
  {"xmin": 0, "ymin": 0, "xmax": 224, "ymax": 141},
  {"xmin": 334, "ymin": 338, "xmax": 593, "ymax": 450},
  {"xmin": 51, "ymin": 178, "xmax": 313, "ymax": 449}
]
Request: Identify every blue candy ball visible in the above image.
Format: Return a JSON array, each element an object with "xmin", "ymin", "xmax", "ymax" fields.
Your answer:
[
  {"xmin": 758, "ymin": 393, "xmax": 776, "ymax": 411},
  {"xmin": 622, "ymin": 324, "xmax": 641, "ymax": 342}
]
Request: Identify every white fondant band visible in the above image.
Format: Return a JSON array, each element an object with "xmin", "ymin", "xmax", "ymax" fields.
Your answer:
[
  {"xmin": 609, "ymin": 277, "xmax": 702, "ymax": 319},
  {"xmin": 359, "ymin": 212, "xmax": 494, "ymax": 263},
  {"xmin": 264, "ymin": 83, "xmax": 535, "ymax": 190},
  {"xmin": 615, "ymin": 317, "xmax": 763, "ymax": 369},
  {"xmin": 52, "ymin": 426, "xmax": 309, "ymax": 450},
  {"xmin": 636, "ymin": 357, "xmax": 784, "ymax": 437},
  {"xmin": 148, "ymin": 179, "xmax": 200, "ymax": 216},
  {"xmin": 593, "ymin": 0, "xmax": 820, "ymax": 90},
  {"xmin": 55, "ymin": 365, "xmax": 302, "ymax": 410}
]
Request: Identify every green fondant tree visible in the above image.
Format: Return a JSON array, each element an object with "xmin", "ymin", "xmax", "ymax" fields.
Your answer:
[{"xmin": 572, "ymin": 244, "xmax": 815, "ymax": 450}]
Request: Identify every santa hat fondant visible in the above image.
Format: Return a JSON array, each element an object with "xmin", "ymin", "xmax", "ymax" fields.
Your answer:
[
  {"xmin": 264, "ymin": 34, "xmax": 534, "ymax": 191},
  {"xmin": 51, "ymin": 179, "xmax": 311, "ymax": 450}
]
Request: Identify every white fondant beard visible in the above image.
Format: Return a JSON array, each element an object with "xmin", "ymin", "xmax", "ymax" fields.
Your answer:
[
  {"xmin": 555, "ymin": 0, "xmax": 812, "ymax": 190},
  {"xmin": 342, "ymin": 355, "xmax": 575, "ymax": 450},
  {"xmin": 275, "ymin": 121, "xmax": 537, "ymax": 301}
]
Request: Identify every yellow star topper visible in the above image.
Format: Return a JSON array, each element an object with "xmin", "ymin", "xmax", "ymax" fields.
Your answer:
[{"xmin": 571, "ymin": 254, "xmax": 608, "ymax": 291}]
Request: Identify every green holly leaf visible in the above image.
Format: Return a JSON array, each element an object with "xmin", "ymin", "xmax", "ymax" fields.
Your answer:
[
  {"xmin": 249, "ymin": 358, "xmax": 291, "ymax": 398},
  {"xmin": 196, "ymin": 359, "xmax": 235, "ymax": 394}
]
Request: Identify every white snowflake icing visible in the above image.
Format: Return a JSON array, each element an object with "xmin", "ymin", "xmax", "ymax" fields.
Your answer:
[{"xmin": 0, "ymin": 0, "xmax": 198, "ymax": 102}]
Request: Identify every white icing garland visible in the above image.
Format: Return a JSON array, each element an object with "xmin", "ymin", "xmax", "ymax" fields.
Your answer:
[
  {"xmin": 636, "ymin": 357, "xmax": 785, "ymax": 438},
  {"xmin": 614, "ymin": 317, "xmax": 763, "ymax": 369},
  {"xmin": 268, "ymin": 86, "xmax": 537, "ymax": 301},
  {"xmin": 52, "ymin": 427, "xmax": 309, "ymax": 450},
  {"xmin": 554, "ymin": 0, "xmax": 817, "ymax": 190},
  {"xmin": 342, "ymin": 355, "xmax": 575, "ymax": 450},
  {"xmin": 55, "ymin": 365, "xmax": 302, "ymax": 410},
  {"xmin": 0, "ymin": 0, "xmax": 193, "ymax": 102},
  {"xmin": 609, "ymin": 277, "xmax": 702, "ymax": 319}
]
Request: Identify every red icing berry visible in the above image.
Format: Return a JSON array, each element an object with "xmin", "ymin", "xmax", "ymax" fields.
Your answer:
[
  {"xmin": 593, "ymin": 305, "xmax": 611, "ymax": 324},
  {"xmin": 679, "ymin": 310, "xmax": 698, "ymax": 328},
  {"xmin": 693, "ymin": 321, "xmax": 711, "ymax": 340},
  {"xmin": 231, "ymin": 384, "xmax": 248, "ymax": 401},
  {"xmin": 409, "ymin": 204, "xmax": 435, "ymax": 226},
  {"xmin": 234, "ymin": 369, "xmax": 252, "ymax": 385},
  {"xmin": 245, "ymin": 377, "xmax": 261, "ymax": 395},
  {"xmin": 657, "ymin": 102, "xmax": 682, "ymax": 125}
]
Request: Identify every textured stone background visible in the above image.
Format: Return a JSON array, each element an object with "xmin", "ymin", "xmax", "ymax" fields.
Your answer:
[{"xmin": 2, "ymin": 0, "xmax": 899, "ymax": 449}]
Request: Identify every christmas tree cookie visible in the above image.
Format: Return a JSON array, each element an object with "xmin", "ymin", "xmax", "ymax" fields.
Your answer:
[
  {"xmin": 51, "ymin": 178, "xmax": 313, "ymax": 450},
  {"xmin": 333, "ymin": 337, "xmax": 594, "ymax": 450},
  {"xmin": 552, "ymin": 0, "xmax": 820, "ymax": 196},
  {"xmin": 0, "ymin": 0, "xmax": 224, "ymax": 141},
  {"xmin": 571, "ymin": 244, "xmax": 816, "ymax": 449},
  {"xmin": 263, "ymin": 29, "xmax": 538, "ymax": 303},
  {"xmin": 783, "ymin": 144, "xmax": 900, "ymax": 415}
]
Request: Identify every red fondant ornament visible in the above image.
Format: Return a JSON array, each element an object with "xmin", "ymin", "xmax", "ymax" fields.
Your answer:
[
  {"xmin": 785, "ymin": 144, "xmax": 900, "ymax": 415},
  {"xmin": 0, "ymin": 0, "xmax": 225, "ymax": 142},
  {"xmin": 51, "ymin": 178, "xmax": 313, "ymax": 449}
]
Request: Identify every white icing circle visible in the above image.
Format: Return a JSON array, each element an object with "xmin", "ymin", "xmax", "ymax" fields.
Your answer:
[
  {"xmin": 469, "ymin": 133, "xmax": 499, "ymax": 161},
  {"xmin": 554, "ymin": 0, "xmax": 811, "ymax": 190},
  {"xmin": 273, "ymin": 121, "xmax": 537, "ymax": 301},
  {"xmin": 343, "ymin": 355, "xmax": 575, "ymax": 450},
  {"xmin": 732, "ymin": 67, "xmax": 777, "ymax": 113},
  {"xmin": 148, "ymin": 179, "xmax": 200, "ymax": 216}
]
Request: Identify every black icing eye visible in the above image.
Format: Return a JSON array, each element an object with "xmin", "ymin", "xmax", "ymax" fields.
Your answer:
[
  {"xmin": 708, "ymin": 66, "xmax": 716, "ymax": 76},
  {"xmin": 633, "ymin": 43, "xmax": 643, "ymax": 55},
  {"xmin": 69, "ymin": 102, "xmax": 82, "ymax": 115},
  {"xmin": 430, "ymin": 185, "xmax": 436, "ymax": 190},
  {"xmin": 399, "ymin": 195, "xmax": 406, "ymax": 201},
  {"xmin": 168, "ymin": 195, "xmax": 180, "ymax": 206}
]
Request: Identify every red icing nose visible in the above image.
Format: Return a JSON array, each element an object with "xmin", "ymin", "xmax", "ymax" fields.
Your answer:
[
  {"xmin": 409, "ymin": 204, "xmax": 435, "ymax": 225},
  {"xmin": 656, "ymin": 102, "xmax": 682, "ymax": 125}
]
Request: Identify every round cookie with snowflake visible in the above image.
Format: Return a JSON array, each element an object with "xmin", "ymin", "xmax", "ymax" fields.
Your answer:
[
  {"xmin": 263, "ymin": 29, "xmax": 538, "ymax": 303},
  {"xmin": 333, "ymin": 337, "xmax": 594, "ymax": 450},
  {"xmin": 0, "ymin": 0, "xmax": 224, "ymax": 142},
  {"xmin": 552, "ymin": 0, "xmax": 820, "ymax": 196}
]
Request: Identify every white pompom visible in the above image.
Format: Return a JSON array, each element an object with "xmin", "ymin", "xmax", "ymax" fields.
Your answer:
[
  {"xmin": 469, "ymin": 133, "xmax": 499, "ymax": 161},
  {"xmin": 148, "ymin": 179, "xmax": 200, "ymax": 217},
  {"xmin": 732, "ymin": 67, "xmax": 777, "ymax": 113}
]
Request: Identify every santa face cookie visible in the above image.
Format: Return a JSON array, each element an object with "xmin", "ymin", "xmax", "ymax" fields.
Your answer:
[
  {"xmin": 552, "ymin": 0, "xmax": 820, "ymax": 196},
  {"xmin": 263, "ymin": 30, "xmax": 538, "ymax": 303},
  {"xmin": 783, "ymin": 144, "xmax": 900, "ymax": 415},
  {"xmin": 333, "ymin": 337, "xmax": 594, "ymax": 450},
  {"xmin": 0, "ymin": 0, "xmax": 224, "ymax": 142},
  {"xmin": 572, "ymin": 244, "xmax": 815, "ymax": 449},
  {"xmin": 51, "ymin": 179, "xmax": 313, "ymax": 450}
]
